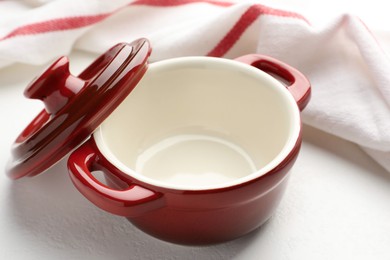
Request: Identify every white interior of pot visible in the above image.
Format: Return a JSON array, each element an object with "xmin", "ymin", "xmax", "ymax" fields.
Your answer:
[{"xmin": 94, "ymin": 57, "xmax": 300, "ymax": 190}]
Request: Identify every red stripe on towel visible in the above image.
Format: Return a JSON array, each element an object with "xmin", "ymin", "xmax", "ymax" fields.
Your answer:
[
  {"xmin": 0, "ymin": 0, "xmax": 232, "ymax": 41},
  {"xmin": 0, "ymin": 14, "xmax": 109, "ymax": 40},
  {"xmin": 207, "ymin": 4, "xmax": 309, "ymax": 57},
  {"xmin": 132, "ymin": 0, "xmax": 233, "ymax": 7}
]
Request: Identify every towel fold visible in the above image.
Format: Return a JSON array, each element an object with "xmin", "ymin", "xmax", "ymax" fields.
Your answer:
[{"xmin": 1, "ymin": 0, "xmax": 389, "ymax": 172}]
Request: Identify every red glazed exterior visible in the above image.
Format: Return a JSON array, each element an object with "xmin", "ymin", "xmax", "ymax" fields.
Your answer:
[
  {"xmin": 69, "ymin": 136, "xmax": 301, "ymax": 245},
  {"xmin": 68, "ymin": 54, "xmax": 311, "ymax": 245},
  {"xmin": 131, "ymin": 142, "xmax": 300, "ymax": 245}
]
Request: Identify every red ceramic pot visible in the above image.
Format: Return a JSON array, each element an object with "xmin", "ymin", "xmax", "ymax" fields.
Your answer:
[{"xmin": 67, "ymin": 52, "xmax": 311, "ymax": 245}]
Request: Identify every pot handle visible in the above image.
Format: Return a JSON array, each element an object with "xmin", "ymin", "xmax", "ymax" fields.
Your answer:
[
  {"xmin": 235, "ymin": 54, "xmax": 311, "ymax": 111},
  {"xmin": 68, "ymin": 139, "xmax": 163, "ymax": 217}
]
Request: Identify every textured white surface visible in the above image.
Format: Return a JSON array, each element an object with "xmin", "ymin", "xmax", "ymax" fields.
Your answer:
[
  {"xmin": 1, "ymin": 1, "xmax": 390, "ymax": 259},
  {"xmin": 1, "ymin": 48, "xmax": 390, "ymax": 260}
]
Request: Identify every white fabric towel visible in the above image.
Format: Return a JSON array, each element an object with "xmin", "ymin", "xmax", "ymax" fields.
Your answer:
[{"xmin": 1, "ymin": 0, "xmax": 389, "ymax": 172}]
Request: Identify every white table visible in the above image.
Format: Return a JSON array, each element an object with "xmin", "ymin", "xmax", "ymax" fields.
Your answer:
[{"xmin": 1, "ymin": 1, "xmax": 390, "ymax": 259}]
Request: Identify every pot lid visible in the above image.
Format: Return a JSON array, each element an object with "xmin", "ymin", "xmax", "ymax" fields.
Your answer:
[{"xmin": 7, "ymin": 38, "xmax": 151, "ymax": 179}]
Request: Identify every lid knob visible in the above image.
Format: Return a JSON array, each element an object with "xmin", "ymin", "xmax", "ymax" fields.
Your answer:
[
  {"xmin": 24, "ymin": 56, "xmax": 86, "ymax": 115},
  {"xmin": 7, "ymin": 39, "xmax": 151, "ymax": 179}
]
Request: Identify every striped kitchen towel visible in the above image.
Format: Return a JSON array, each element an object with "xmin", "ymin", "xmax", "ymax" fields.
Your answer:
[{"xmin": 1, "ymin": 0, "xmax": 389, "ymax": 172}]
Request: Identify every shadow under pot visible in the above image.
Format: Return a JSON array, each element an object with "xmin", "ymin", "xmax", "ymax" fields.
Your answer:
[{"xmin": 68, "ymin": 54, "xmax": 310, "ymax": 245}]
